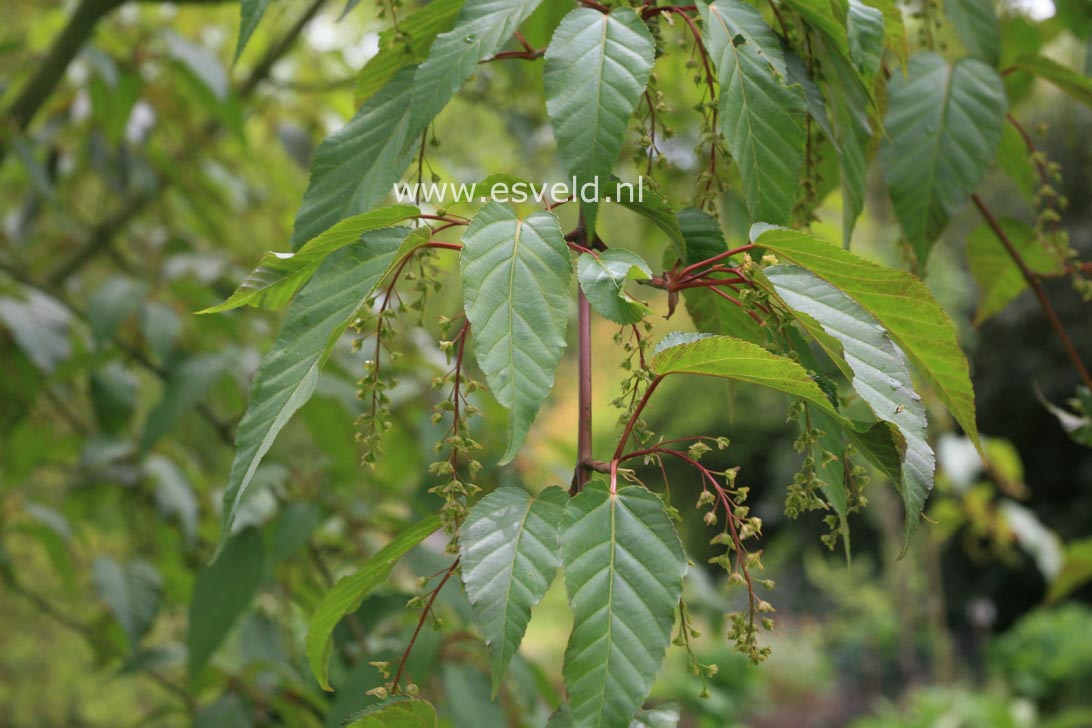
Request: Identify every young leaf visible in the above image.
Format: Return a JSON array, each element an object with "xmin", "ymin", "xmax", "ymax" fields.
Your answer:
[
  {"xmin": 342, "ymin": 697, "xmax": 437, "ymax": 727},
  {"xmin": 200, "ymin": 205, "xmax": 420, "ymax": 313},
  {"xmin": 1011, "ymin": 54, "xmax": 1092, "ymax": 108},
  {"xmin": 701, "ymin": 0, "xmax": 807, "ymax": 225},
  {"xmin": 752, "ymin": 225, "xmax": 981, "ymax": 449},
  {"xmin": 306, "ymin": 514, "xmax": 442, "ymax": 690},
  {"xmin": 234, "ymin": 0, "xmax": 271, "ymax": 64},
  {"xmin": 188, "ymin": 527, "xmax": 265, "ymax": 677},
  {"xmin": 967, "ymin": 218, "xmax": 1062, "ymax": 325},
  {"xmin": 220, "ymin": 228, "xmax": 411, "ymax": 538},
  {"xmin": 544, "ymin": 7, "xmax": 655, "ymax": 235},
  {"xmin": 879, "ymin": 52, "xmax": 1007, "ymax": 265},
  {"xmin": 459, "ymin": 486, "xmax": 567, "ymax": 696},
  {"xmin": 560, "ymin": 484, "xmax": 687, "ymax": 728},
  {"xmin": 460, "ymin": 203, "xmax": 571, "ymax": 465},
  {"xmin": 766, "ymin": 265, "xmax": 936, "ymax": 547},
  {"xmin": 289, "ymin": 67, "xmax": 419, "ymax": 251},
  {"xmin": 651, "ymin": 334, "xmax": 842, "ymax": 417},
  {"xmin": 355, "ymin": 0, "xmax": 465, "ymax": 105},
  {"xmin": 410, "ymin": 0, "xmax": 546, "ymax": 132},
  {"xmin": 942, "ymin": 0, "xmax": 1000, "ymax": 65},
  {"xmin": 577, "ymin": 250, "xmax": 653, "ymax": 325}
]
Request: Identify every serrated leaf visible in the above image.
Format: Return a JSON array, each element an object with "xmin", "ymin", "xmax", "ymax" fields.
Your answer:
[
  {"xmin": 234, "ymin": 0, "xmax": 271, "ymax": 64},
  {"xmin": 752, "ymin": 225, "xmax": 981, "ymax": 449},
  {"xmin": 201, "ymin": 205, "xmax": 420, "ymax": 313},
  {"xmin": 560, "ymin": 484, "xmax": 686, "ymax": 728},
  {"xmin": 651, "ymin": 334, "xmax": 842, "ymax": 416},
  {"xmin": 613, "ymin": 183, "xmax": 686, "ymax": 259},
  {"xmin": 342, "ymin": 697, "xmax": 437, "ymax": 727},
  {"xmin": 966, "ymin": 218, "xmax": 1061, "ymax": 325},
  {"xmin": 289, "ymin": 68, "xmax": 419, "ymax": 251},
  {"xmin": 307, "ymin": 514, "xmax": 442, "ymax": 690},
  {"xmin": 879, "ymin": 52, "xmax": 1007, "ymax": 265},
  {"xmin": 188, "ymin": 527, "xmax": 265, "ymax": 677},
  {"xmin": 577, "ymin": 250, "xmax": 652, "ymax": 324},
  {"xmin": 459, "ymin": 486, "xmax": 567, "ymax": 696},
  {"xmin": 355, "ymin": 0, "xmax": 465, "ymax": 105},
  {"xmin": 460, "ymin": 203, "xmax": 571, "ymax": 465},
  {"xmin": 766, "ymin": 264, "xmax": 935, "ymax": 547},
  {"xmin": 548, "ymin": 703, "xmax": 680, "ymax": 728},
  {"xmin": 943, "ymin": 0, "xmax": 999, "ymax": 65},
  {"xmin": 544, "ymin": 7, "xmax": 655, "ymax": 235},
  {"xmin": 220, "ymin": 228, "xmax": 410, "ymax": 538},
  {"xmin": 702, "ymin": 0, "xmax": 806, "ymax": 225},
  {"xmin": 410, "ymin": 0, "xmax": 546, "ymax": 132},
  {"xmin": 1012, "ymin": 54, "xmax": 1092, "ymax": 108},
  {"xmin": 847, "ymin": 0, "xmax": 885, "ymax": 80}
]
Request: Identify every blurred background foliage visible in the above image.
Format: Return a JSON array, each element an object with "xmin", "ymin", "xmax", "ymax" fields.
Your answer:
[{"xmin": 1, "ymin": 0, "xmax": 1092, "ymax": 726}]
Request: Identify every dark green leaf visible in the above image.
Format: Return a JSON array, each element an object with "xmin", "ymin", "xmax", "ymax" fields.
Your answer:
[
  {"xmin": 847, "ymin": 0, "xmax": 885, "ymax": 80},
  {"xmin": 460, "ymin": 203, "xmax": 571, "ymax": 464},
  {"xmin": 879, "ymin": 52, "xmax": 1007, "ymax": 265},
  {"xmin": 235, "ymin": 0, "xmax": 271, "ymax": 64}
]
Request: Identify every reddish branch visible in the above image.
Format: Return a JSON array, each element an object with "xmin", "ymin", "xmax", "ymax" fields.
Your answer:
[{"xmin": 390, "ymin": 558, "xmax": 460, "ymax": 693}]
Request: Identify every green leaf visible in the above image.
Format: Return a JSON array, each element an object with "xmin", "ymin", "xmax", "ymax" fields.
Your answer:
[
  {"xmin": 92, "ymin": 557, "xmax": 162, "ymax": 650},
  {"xmin": 942, "ymin": 0, "xmax": 999, "ymax": 65},
  {"xmin": 141, "ymin": 353, "xmax": 228, "ymax": 450},
  {"xmin": 863, "ymin": 0, "xmax": 908, "ymax": 69},
  {"xmin": 1012, "ymin": 54, "xmax": 1092, "ymax": 108},
  {"xmin": 847, "ymin": 0, "xmax": 885, "ymax": 80},
  {"xmin": 782, "ymin": 0, "xmax": 858, "ymax": 74},
  {"xmin": 630, "ymin": 703, "xmax": 681, "ymax": 728},
  {"xmin": 289, "ymin": 67, "xmax": 419, "ymax": 251},
  {"xmin": 459, "ymin": 486, "xmax": 567, "ymax": 696},
  {"xmin": 577, "ymin": 250, "xmax": 652, "ymax": 325},
  {"xmin": 220, "ymin": 228, "xmax": 409, "ymax": 537},
  {"xmin": 460, "ymin": 203, "xmax": 571, "ymax": 465},
  {"xmin": 201, "ymin": 205, "xmax": 420, "ymax": 313},
  {"xmin": 306, "ymin": 514, "xmax": 442, "ymax": 690},
  {"xmin": 560, "ymin": 484, "xmax": 687, "ymax": 728},
  {"xmin": 410, "ymin": 0, "xmax": 546, "ymax": 132},
  {"xmin": 343, "ymin": 697, "xmax": 437, "ymax": 727},
  {"xmin": 612, "ymin": 183, "xmax": 687, "ymax": 260},
  {"xmin": 676, "ymin": 207, "xmax": 728, "ymax": 266},
  {"xmin": 701, "ymin": 0, "xmax": 806, "ymax": 225},
  {"xmin": 966, "ymin": 218, "xmax": 1062, "ymax": 325},
  {"xmin": 234, "ymin": 0, "xmax": 271, "ymax": 64},
  {"xmin": 823, "ymin": 50, "xmax": 874, "ymax": 246},
  {"xmin": 188, "ymin": 527, "xmax": 265, "ymax": 677},
  {"xmin": 145, "ymin": 455, "xmax": 199, "ymax": 545},
  {"xmin": 442, "ymin": 663, "xmax": 508, "ymax": 727},
  {"xmin": 879, "ymin": 52, "xmax": 1007, "ymax": 265},
  {"xmin": 752, "ymin": 225, "xmax": 981, "ymax": 448},
  {"xmin": 355, "ymin": 0, "xmax": 465, "ymax": 105},
  {"xmin": 766, "ymin": 265, "xmax": 935, "ymax": 547},
  {"xmin": 1047, "ymin": 537, "xmax": 1092, "ymax": 603},
  {"xmin": 785, "ymin": 50, "xmax": 836, "ymax": 143},
  {"xmin": 88, "ymin": 277, "xmax": 147, "ymax": 345},
  {"xmin": 652, "ymin": 334, "xmax": 842, "ymax": 417},
  {"xmin": 544, "ymin": 7, "xmax": 655, "ymax": 234}
]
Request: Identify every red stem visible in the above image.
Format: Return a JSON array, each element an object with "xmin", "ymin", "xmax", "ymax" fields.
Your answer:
[{"xmin": 391, "ymin": 559, "xmax": 459, "ymax": 692}]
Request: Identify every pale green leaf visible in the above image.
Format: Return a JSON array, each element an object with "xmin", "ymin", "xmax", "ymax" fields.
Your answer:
[
  {"xmin": 577, "ymin": 250, "xmax": 652, "ymax": 325},
  {"xmin": 188, "ymin": 527, "xmax": 265, "ymax": 677},
  {"xmin": 752, "ymin": 225, "xmax": 981, "ymax": 448},
  {"xmin": 355, "ymin": 0, "xmax": 465, "ymax": 105},
  {"xmin": 306, "ymin": 514, "xmax": 442, "ymax": 690},
  {"xmin": 220, "ymin": 228, "xmax": 410, "ymax": 537},
  {"xmin": 544, "ymin": 7, "xmax": 655, "ymax": 234},
  {"xmin": 966, "ymin": 218, "xmax": 1061, "ymax": 325},
  {"xmin": 92, "ymin": 557, "xmax": 162, "ymax": 650},
  {"xmin": 459, "ymin": 486, "xmax": 567, "ymax": 696},
  {"xmin": 460, "ymin": 203, "xmax": 571, "ymax": 465},
  {"xmin": 342, "ymin": 697, "xmax": 437, "ymax": 727},
  {"xmin": 943, "ymin": 0, "xmax": 1000, "ymax": 65},
  {"xmin": 234, "ymin": 0, "xmax": 271, "ymax": 64},
  {"xmin": 651, "ymin": 334, "xmax": 841, "ymax": 417},
  {"xmin": 1012, "ymin": 54, "xmax": 1092, "ymax": 108},
  {"xmin": 879, "ymin": 52, "xmax": 1007, "ymax": 265},
  {"xmin": 702, "ymin": 0, "xmax": 806, "ymax": 225},
  {"xmin": 201, "ymin": 205, "xmax": 420, "ymax": 313},
  {"xmin": 561, "ymin": 484, "xmax": 686, "ymax": 728},
  {"xmin": 847, "ymin": 0, "xmax": 885, "ymax": 80},
  {"xmin": 1047, "ymin": 537, "xmax": 1092, "ymax": 603},
  {"xmin": 766, "ymin": 265, "xmax": 935, "ymax": 547}
]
